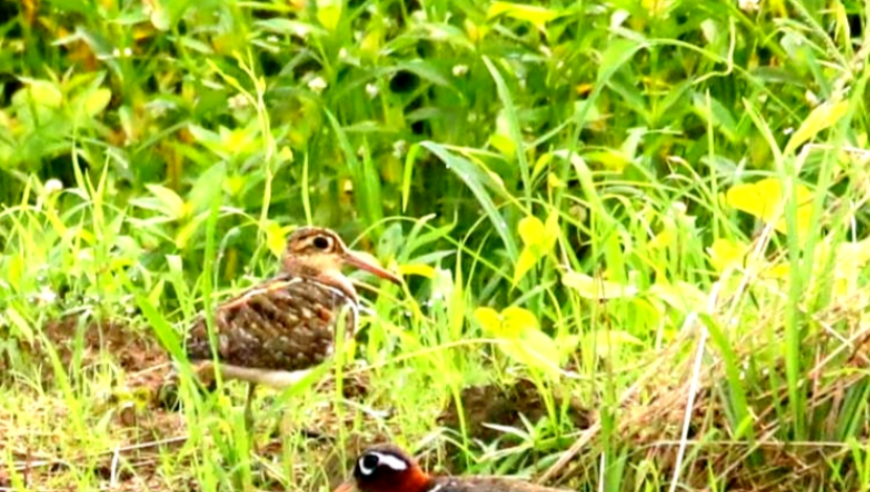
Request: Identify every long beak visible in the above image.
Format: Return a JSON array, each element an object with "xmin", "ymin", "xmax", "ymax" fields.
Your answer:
[
  {"xmin": 343, "ymin": 250, "xmax": 403, "ymax": 285},
  {"xmin": 331, "ymin": 480, "xmax": 356, "ymax": 492}
]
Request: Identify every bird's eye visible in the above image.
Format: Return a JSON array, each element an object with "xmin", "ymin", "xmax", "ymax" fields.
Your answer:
[
  {"xmin": 359, "ymin": 454, "xmax": 380, "ymax": 476},
  {"xmin": 312, "ymin": 236, "xmax": 331, "ymax": 250}
]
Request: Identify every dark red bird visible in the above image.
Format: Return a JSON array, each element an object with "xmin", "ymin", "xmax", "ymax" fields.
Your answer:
[
  {"xmin": 184, "ymin": 226, "xmax": 402, "ymax": 426},
  {"xmin": 334, "ymin": 444, "xmax": 570, "ymax": 492}
]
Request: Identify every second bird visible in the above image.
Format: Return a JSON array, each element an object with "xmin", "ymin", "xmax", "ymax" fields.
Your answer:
[{"xmin": 184, "ymin": 226, "xmax": 402, "ymax": 427}]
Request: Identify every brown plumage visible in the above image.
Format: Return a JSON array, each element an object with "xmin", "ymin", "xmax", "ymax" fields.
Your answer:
[
  {"xmin": 184, "ymin": 226, "xmax": 402, "ymax": 426},
  {"xmin": 334, "ymin": 444, "xmax": 571, "ymax": 492}
]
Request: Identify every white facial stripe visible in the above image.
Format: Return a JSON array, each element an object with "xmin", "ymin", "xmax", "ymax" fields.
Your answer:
[{"xmin": 370, "ymin": 452, "xmax": 408, "ymax": 472}]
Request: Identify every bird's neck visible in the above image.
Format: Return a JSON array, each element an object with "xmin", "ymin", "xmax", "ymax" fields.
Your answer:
[{"xmin": 284, "ymin": 266, "xmax": 359, "ymax": 304}]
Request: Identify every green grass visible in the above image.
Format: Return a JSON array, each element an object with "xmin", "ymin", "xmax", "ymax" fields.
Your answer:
[{"xmin": 2, "ymin": 0, "xmax": 870, "ymax": 490}]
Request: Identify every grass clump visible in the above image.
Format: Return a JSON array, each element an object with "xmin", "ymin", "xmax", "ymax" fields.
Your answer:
[{"xmin": 2, "ymin": 0, "xmax": 870, "ymax": 491}]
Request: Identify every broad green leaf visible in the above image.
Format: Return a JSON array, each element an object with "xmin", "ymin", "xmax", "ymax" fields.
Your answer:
[
  {"xmin": 487, "ymin": 2, "xmax": 560, "ymax": 29},
  {"xmin": 15, "ymin": 80, "xmax": 62, "ymax": 108},
  {"xmin": 563, "ymin": 271, "xmax": 638, "ymax": 299},
  {"xmin": 543, "ymin": 210, "xmax": 559, "ymax": 250},
  {"xmin": 83, "ymin": 88, "xmax": 112, "ymax": 116},
  {"xmin": 474, "ymin": 307, "xmax": 501, "ymax": 334},
  {"xmin": 725, "ymin": 178, "xmax": 813, "ymax": 237},
  {"xmin": 513, "ymin": 248, "xmax": 537, "ymax": 286},
  {"xmin": 707, "ymin": 238, "xmax": 747, "ymax": 273},
  {"xmin": 398, "ymin": 264, "xmax": 437, "ymax": 279},
  {"xmin": 784, "ymin": 100, "xmax": 848, "ymax": 156},
  {"xmin": 518, "ymin": 216, "xmax": 545, "ymax": 248},
  {"xmin": 145, "ymin": 184, "xmax": 186, "ymax": 219},
  {"xmin": 501, "ymin": 306, "xmax": 538, "ymax": 337},
  {"xmin": 264, "ymin": 219, "xmax": 286, "ymax": 258},
  {"xmin": 317, "ymin": 0, "xmax": 343, "ymax": 31}
]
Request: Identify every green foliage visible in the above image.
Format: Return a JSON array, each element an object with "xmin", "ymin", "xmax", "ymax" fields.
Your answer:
[{"xmin": 2, "ymin": 0, "xmax": 870, "ymax": 490}]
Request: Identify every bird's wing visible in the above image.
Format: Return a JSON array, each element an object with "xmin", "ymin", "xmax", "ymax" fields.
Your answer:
[{"xmin": 185, "ymin": 276, "xmax": 354, "ymax": 371}]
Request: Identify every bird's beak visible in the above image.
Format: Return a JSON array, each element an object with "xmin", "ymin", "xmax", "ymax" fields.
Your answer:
[
  {"xmin": 343, "ymin": 250, "xmax": 403, "ymax": 285},
  {"xmin": 331, "ymin": 481, "xmax": 356, "ymax": 492}
]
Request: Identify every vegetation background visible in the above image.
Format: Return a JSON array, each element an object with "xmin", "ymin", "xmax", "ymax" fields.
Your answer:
[{"xmin": 2, "ymin": 0, "xmax": 870, "ymax": 490}]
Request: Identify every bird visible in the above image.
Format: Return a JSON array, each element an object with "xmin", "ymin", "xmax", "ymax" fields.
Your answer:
[
  {"xmin": 333, "ymin": 444, "xmax": 571, "ymax": 492},
  {"xmin": 183, "ymin": 226, "xmax": 402, "ymax": 429}
]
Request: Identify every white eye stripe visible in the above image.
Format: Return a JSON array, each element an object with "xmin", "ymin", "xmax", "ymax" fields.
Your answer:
[
  {"xmin": 374, "ymin": 452, "xmax": 408, "ymax": 471},
  {"xmin": 358, "ymin": 451, "xmax": 408, "ymax": 476}
]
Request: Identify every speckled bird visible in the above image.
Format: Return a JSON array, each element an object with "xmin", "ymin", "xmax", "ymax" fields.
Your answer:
[
  {"xmin": 184, "ymin": 226, "xmax": 402, "ymax": 427},
  {"xmin": 334, "ymin": 444, "xmax": 571, "ymax": 492}
]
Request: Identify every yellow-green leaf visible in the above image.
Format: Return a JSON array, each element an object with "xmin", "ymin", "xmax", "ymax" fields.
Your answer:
[
  {"xmin": 264, "ymin": 220, "xmax": 286, "ymax": 258},
  {"xmin": 317, "ymin": 0, "xmax": 343, "ymax": 31},
  {"xmin": 501, "ymin": 306, "xmax": 538, "ymax": 338},
  {"xmin": 518, "ymin": 215, "xmax": 545, "ymax": 248},
  {"xmin": 399, "ymin": 263, "xmax": 437, "ymax": 279},
  {"xmin": 543, "ymin": 210, "xmax": 559, "ymax": 251},
  {"xmin": 487, "ymin": 2, "xmax": 560, "ymax": 29},
  {"xmin": 725, "ymin": 177, "xmax": 813, "ymax": 237},
  {"xmin": 563, "ymin": 271, "xmax": 638, "ymax": 299},
  {"xmin": 145, "ymin": 184, "xmax": 185, "ymax": 219},
  {"xmin": 784, "ymin": 100, "xmax": 849, "ymax": 155},
  {"xmin": 584, "ymin": 329, "xmax": 643, "ymax": 357},
  {"xmin": 474, "ymin": 307, "xmax": 501, "ymax": 335},
  {"xmin": 513, "ymin": 247, "xmax": 538, "ymax": 286},
  {"xmin": 707, "ymin": 238, "xmax": 747, "ymax": 273},
  {"xmin": 19, "ymin": 80, "xmax": 63, "ymax": 108},
  {"xmin": 84, "ymin": 88, "xmax": 112, "ymax": 116}
]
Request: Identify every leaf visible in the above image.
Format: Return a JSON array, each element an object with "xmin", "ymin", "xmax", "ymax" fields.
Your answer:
[
  {"xmin": 563, "ymin": 271, "xmax": 638, "ymax": 299},
  {"xmin": 518, "ymin": 216, "xmax": 545, "ymax": 248},
  {"xmin": 725, "ymin": 177, "xmax": 813, "ymax": 237},
  {"xmin": 784, "ymin": 100, "xmax": 849, "ymax": 155},
  {"xmin": 474, "ymin": 307, "xmax": 501, "ymax": 334},
  {"xmin": 5, "ymin": 306, "xmax": 34, "ymax": 343},
  {"xmin": 501, "ymin": 306, "xmax": 538, "ymax": 337},
  {"xmin": 15, "ymin": 80, "xmax": 63, "ymax": 108},
  {"xmin": 264, "ymin": 219, "xmax": 286, "ymax": 258},
  {"xmin": 543, "ymin": 209, "xmax": 559, "ymax": 251},
  {"xmin": 84, "ymin": 88, "xmax": 112, "ymax": 116},
  {"xmin": 145, "ymin": 184, "xmax": 186, "ymax": 219},
  {"xmin": 422, "ymin": 142, "xmax": 519, "ymax": 262},
  {"xmin": 487, "ymin": 2, "xmax": 560, "ymax": 29},
  {"xmin": 316, "ymin": 0, "xmax": 342, "ymax": 31},
  {"xmin": 513, "ymin": 248, "xmax": 537, "ymax": 286},
  {"xmin": 584, "ymin": 329, "xmax": 643, "ymax": 358},
  {"xmin": 399, "ymin": 263, "xmax": 437, "ymax": 279},
  {"xmin": 707, "ymin": 238, "xmax": 747, "ymax": 273}
]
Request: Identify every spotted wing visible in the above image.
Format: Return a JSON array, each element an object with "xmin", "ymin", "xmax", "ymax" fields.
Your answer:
[{"xmin": 185, "ymin": 276, "xmax": 356, "ymax": 371}]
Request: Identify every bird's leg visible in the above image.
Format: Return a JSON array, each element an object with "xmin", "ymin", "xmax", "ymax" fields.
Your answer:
[{"xmin": 244, "ymin": 382, "xmax": 257, "ymax": 434}]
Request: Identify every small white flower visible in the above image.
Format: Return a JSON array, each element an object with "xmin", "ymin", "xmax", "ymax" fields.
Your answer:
[
  {"xmin": 392, "ymin": 139, "xmax": 407, "ymax": 159},
  {"xmin": 338, "ymin": 48, "xmax": 349, "ymax": 60},
  {"xmin": 452, "ymin": 64, "xmax": 468, "ymax": 77},
  {"xmin": 35, "ymin": 286, "xmax": 57, "ymax": 305},
  {"xmin": 783, "ymin": 127, "xmax": 794, "ymax": 135},
  {"xmin": 365, "ymin": 83, "xmax": 379, "ymax": 99},
  {"xmin": 738, "ymin": 0, "xmax": 759, "ymax": 12},
  {"xmin": 44, "ymin": 179, "xmax": 63, "ymax": 195},
  {"xmin": 308, "ymin": 76, "xmax": 328, "ymax": 94},
  {"xmin": 805, "ymin": 90, "xmax": 820, "ymax": 107},
  {"xmin": 123, "ymin": 47, "xmax": 133, "ymax": 57},
  {"xmin": 112, "ymin": 48, "xmax": 121, "ymax": 57},
  {"xmin": 228, "ymin": 94, "xmax": 249, "ymax": 110}
]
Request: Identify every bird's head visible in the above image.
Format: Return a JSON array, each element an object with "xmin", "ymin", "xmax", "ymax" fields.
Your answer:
[
  {"xmin": 283, "ymin": 227, "xmax": 402, "ymax": 300},
  {"xmin": 333, "ymin": 444, "xmax": 431, "ymax": 492}
]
